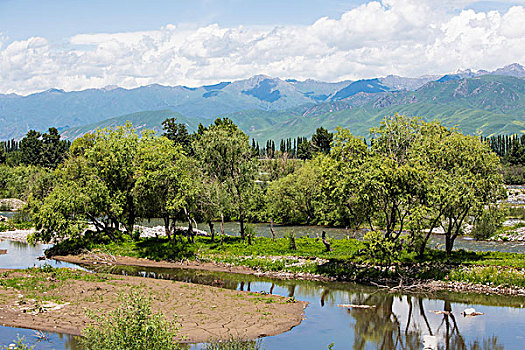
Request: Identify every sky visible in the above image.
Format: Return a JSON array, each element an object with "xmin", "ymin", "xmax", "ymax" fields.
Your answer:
[{"xmin": 0, "ymin": 0, "xmax": 524, "ymax": 95}]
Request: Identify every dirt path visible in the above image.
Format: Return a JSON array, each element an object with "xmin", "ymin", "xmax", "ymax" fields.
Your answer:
[{"xmin": 0, "ymin": 269, "xmax": 306, "ymax": 342}]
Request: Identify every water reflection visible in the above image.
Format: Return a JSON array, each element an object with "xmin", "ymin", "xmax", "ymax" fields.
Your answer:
[
  {"xmin": 0, "ymin": 239, "xmax": 81, "ymax": 270},
  {"xmin": 89, "ymin": 264, "xmax": 525, "ymax": 350},
  {"xmin": 0, "ymin": 325, "xmax": 80, "ymax": 350}
]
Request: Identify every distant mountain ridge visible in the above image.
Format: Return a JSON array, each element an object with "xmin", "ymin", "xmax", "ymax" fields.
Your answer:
[{"xmin": 0, "ymin": 63, "xmax": 524, "ymax": 140}]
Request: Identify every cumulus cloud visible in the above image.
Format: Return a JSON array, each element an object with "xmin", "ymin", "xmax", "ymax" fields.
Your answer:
[{"xmin": 0, "ymin": 0, "xmax": 524, "ymax": 95}]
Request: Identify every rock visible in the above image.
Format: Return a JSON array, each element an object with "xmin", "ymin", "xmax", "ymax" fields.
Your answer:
[
  {"xmin": 0, "ymin": 198, "xmax": 26, "ymax": 211},
  {"xmin": 423, "ymin": 335, "xmax": 437, "ymax": 350},
  {"xmin": 462, "ymin": 308, "xmax": 484, "ymax": 316}
]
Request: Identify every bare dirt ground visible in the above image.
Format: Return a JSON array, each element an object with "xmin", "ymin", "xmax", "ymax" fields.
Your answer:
[{"xmin": 0, "ymin": 269, "xmax": 306, "ymax": 342}]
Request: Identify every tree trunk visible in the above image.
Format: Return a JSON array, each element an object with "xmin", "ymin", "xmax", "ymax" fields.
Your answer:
[
  {"xmin": 240, "ymin": 218, "xmax": 245, "ymax": 240},
  {"xmin": 220, "ymin": 214, "xmax": 225, "ymax": 246},
  {"xmin": 290, "ymin": 235, "xmax": 296, "ymax": 250},
  {"xmin": 163, "ymin": 216, "xmax": 172, "ymax": 241},
  {"xmin": 445, "ymin": 233, "xmax": 453, "ymax": 255},
  {"xmin": 270, "ymin": 218, "xmax": 276, "ymax": 242},
  {"xmin": 322, "ymin": 231, "xmax": 332, "ymax": 252},
  {"xmin": 209, "ymin": 221, "xmax": 215, "ymax": 242}
]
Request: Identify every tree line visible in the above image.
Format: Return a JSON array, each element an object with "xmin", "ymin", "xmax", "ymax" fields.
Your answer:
[
  {"xmin": 0, "ymin": 128, "xmax": 70, "ymax": 168},
  {"xmin": 12, "ymin": 114, "xmax": 501, "ymax": 257}
]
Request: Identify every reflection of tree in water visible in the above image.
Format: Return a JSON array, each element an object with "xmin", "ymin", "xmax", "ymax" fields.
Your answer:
[{"xmin": 347, "ymin": 294, "xmax": 504, "ymax": 350}]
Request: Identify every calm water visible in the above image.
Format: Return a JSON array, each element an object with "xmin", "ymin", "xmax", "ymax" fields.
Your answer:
[
  {"xmin": 92, "ymin": 264, "xmax": 525, "ymax": 350},
  {"xmin": 0, "ymin": 240, "xmax": 80, "ymax": 349},
  {"xmin": 1, "ymin": 237, "xmax": 525, "ymax": 349}
]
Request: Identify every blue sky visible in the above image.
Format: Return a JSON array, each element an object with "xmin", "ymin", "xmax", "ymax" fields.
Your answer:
[
  {"xmin": 0, "ymin": 0, "xmax": 365, "ymax": 41},
  {"xmin": 0, "ymin": 0, "xmax": 524, "ymax": 94},
  {"xmin": 1, "ymin": 0, "xmax": 522, "ymax": 43}
]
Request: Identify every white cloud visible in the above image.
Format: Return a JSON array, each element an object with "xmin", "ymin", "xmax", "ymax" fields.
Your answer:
[{"xmin": 0, "ymin": 0, "xmax": 524, "ymax": 95}]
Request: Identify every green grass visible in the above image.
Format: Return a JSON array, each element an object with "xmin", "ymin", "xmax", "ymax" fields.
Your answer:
[
  {"xmin": 49, "ymin": 235, "xmax": 525, "ymax": 289},
  {"xmin": 0, "ymin": 265, "xmax": 108, "ymax": 300},
  {"xmin": 0, "ymin": 221, "xmax": 33, "ymax": 232}
]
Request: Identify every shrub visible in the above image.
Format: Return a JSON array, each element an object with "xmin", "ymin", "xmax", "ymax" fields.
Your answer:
[
  {"xmin": 79, "ymin": 290, "xmax": 182, "ymax": 350},
  {"xmin": 471, "ymin": 206, "xmax": 506, "ymax": 240},
  {"xmin": 363, "ymin": 230, "xmax": 400, "ymax": 263}
]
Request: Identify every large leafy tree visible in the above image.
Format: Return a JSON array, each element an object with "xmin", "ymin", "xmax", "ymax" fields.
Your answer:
[
  {"xmin": 194, "ymin": 118, "xmax": 256, "ymax": 239},
  {"xmin": 34, "ymin": 124, "xmax": 143, "ymax": 242},
  {"xmin": 134, "ymin": 134, "xmax": 187, "ymax": 241},
  {"xmin": 318, "ymin": 128, "xmax": 369, "ymax": 232},
  {"xmin": 362, "ymin": 115, "xmax": 429, "ymax": 241},
  {"xmin": 267, "ymin": 157, "xmax": 324, "ymax": 224},
  {"xmin": 425, "ymin": 131, "xmax": 504, "ymax": 254}
]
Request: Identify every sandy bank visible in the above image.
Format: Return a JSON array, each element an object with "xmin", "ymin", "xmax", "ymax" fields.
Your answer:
[{"xmin": 0, "ymin": 269, "xmax": 306, "ymax": 342}]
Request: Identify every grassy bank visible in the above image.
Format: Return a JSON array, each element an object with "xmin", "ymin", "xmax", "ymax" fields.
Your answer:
[{"xmin": 47, "ymin": 235, "xmax": 525, "ymax": 290}]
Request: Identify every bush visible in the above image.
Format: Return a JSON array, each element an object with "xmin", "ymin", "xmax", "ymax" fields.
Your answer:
[
  {"xmin": 11, "ymin": 210, "xmax": 32, "ymax": 225},
  {"xmin": 363, "ymin": 231, "xmax": 400, "ymax": 264},
  {"xmin": 471, "ymin": 206, "xmax": 506, "ymax": 240},
  {"xmin": 79, "ymin": 290, "xmax": 182, "ymax": 350}
]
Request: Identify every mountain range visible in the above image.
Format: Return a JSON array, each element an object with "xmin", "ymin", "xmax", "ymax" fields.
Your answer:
[{"xmin": 1, "ymin": 63, "xmax": 525, "ymax": 141}]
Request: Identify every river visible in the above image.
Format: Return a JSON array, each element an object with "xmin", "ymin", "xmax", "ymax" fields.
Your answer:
[{"xmin": 0, "ymin": 237, "xmax": 525, "ymax": 349}]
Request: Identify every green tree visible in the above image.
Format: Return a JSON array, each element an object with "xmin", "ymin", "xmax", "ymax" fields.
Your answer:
[
  {"xmin": 0, "ymin": 146, "xmax": 5, "ymax": 164},
  {"xmin": 162, "ymin": 118, "xmax": 191, "ymax": 154},
  {"xmin": 429, "ymin": 132, "xmax": 504, "ymax": 254},
  {"xmin": 195, "ymin": 119, "xmax": 256, "ymax": 239},
  {"xmin": 41, "ymin": 127, "xmax": 69, "ymax": 168},
  {"xmin": 311, "ymin": 127, "xmax": 333, "ymax": 154},
  {"xmin": 19, "ymin": 130, "xmax": 43, "ymax": 166},
  {"xmin": 364, "ymin": 115, "xmax": 429, "ymax": 241},
  {"xmin": 296, "ymin": 138, "xmax": 312, "ymax": 160},
  {"xmin": 319, "ymin": 128, "xmax": 369, "ymax": 233},
  {"xmin": 134, "ymin": 134, "xmax": 187, "ymax": 241},
  {"xmin": 267, "ymin": 157, "xmax": 323, "ymax": 224},
  {"xmin": 33, "ymin": 124, "xmax": 143, "ymax": 242}
]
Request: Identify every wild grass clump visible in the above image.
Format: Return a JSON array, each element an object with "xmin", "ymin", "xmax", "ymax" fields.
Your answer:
[
  {"xmin": 1, "ymin": 336, "xmax": 35, "ymax": 350},
  {"xmin": 79, "ymin": 290, "xmax": 182, "ymax": 350},
  {"xmin": 448, "ymin": 266, "xmax": 525, "ymax": 288}
]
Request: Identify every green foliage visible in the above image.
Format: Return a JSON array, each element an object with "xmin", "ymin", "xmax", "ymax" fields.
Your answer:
[
  {"xmin": 80, "ymin": 290, "xmax": 182, "ymax": 350},
  {"xmin": 17, "ymin": 128, "xmax": 69, "ymax": 168},
  {"xmin": 448, "ymin": 266, "xmax": 525, "ymax": 288},
  {"xmin": 471, "ymin": 206, "xmax": 506, "ymax": 240},
  {"xmin": 362, "ymin": 231, "xmax": 401, "ymax": 264},
  {"xmin": 195, "ymin": 118, "xmax": 257, "ymax": 239},
  {"xmin": 162, "ymin": 117, "xmax": 192, "ymax": 154},
  {"xmin": 501, "ymin": 164, "xmax": 525, "ymax": 185},
  {"xmin": 267, "ymin": 157, "xmax": 324, "ymax": 224},
  {"xmin": 507, "ymin": 206, "xmax": 525, "ymax": 220},
  {"xmin": 0, "ymin": 165, "xmax": 49, "ymax": 200},
  {"xmin": 1, "ymin": 336, "xmax": 35, "ymax": 350},
  {"xmin": 311, "ymin": 127, "xmax": 333, "ymax": 155}
]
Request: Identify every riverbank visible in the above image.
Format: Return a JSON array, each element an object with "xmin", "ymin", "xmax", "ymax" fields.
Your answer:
[
  {"xmin": 0, "ymin": 267, "xmax": 306, "ymax": 342},
  {"xmin": 53, "ymin": 248, "xmax": 525, "ymax": 297},
  {"xmin": 47, "ymin": 233, "xmax": 525, "ymax": 297}
]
